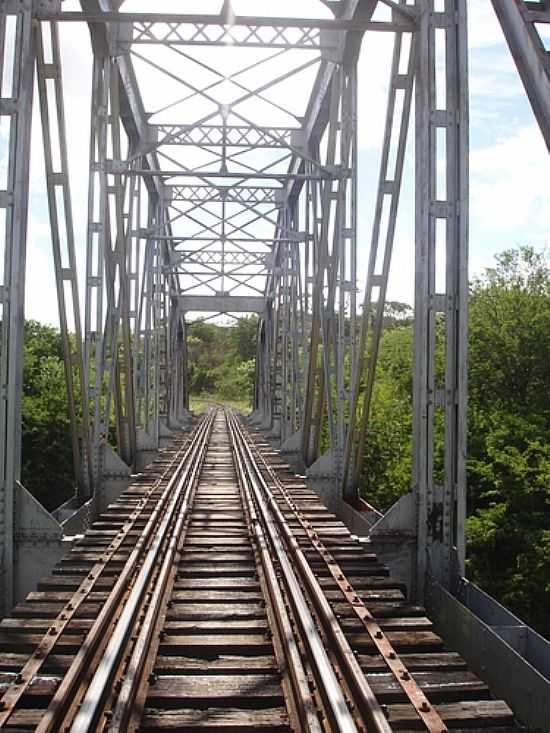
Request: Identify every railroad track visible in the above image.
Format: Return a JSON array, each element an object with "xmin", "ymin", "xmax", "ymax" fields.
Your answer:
[{"xmin": 0, "ymin": 408, "xmax": 517, "ymax": 732}]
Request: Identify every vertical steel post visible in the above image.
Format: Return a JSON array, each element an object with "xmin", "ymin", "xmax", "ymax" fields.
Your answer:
[
  {"xmin": 301, "ymin": 62, "xmax": 358, "ymax": 489},
  {"xmin": 344, "ymin": 16, "xmax": 416, "ymax": 497},
  {"xmin": 413, "ymin": 0, "xmax": 468, "ymax": 596},
  {"xmin": 35, "ymin": 20, "xmax": 93, "ymax": 500},
  {"xmin": 84, "ymin": 52, "xmax": 110, "ymax": 488},
  {"xmin": 0, "ymin": 4, "xmax": 34, "ymax": 611}
]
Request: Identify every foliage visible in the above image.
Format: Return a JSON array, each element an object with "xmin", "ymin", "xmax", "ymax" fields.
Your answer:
[
  {"xmin": 465, "ymin": 247, "xmax": 550, "ymax": 635},
  {"xmin": 360, "ymin": 326, "xmax": 413, "ymax": 509},
  {"xmin": 21, "ymin": 320, "xmax": 75, "ymax": 510},
  {"xmin": 186, "ymin": 316, "xmax": 257, "ymax": 406},
  {"xmin": 361, "ymin": 245, "xmax": 550, "ymax": 639}
]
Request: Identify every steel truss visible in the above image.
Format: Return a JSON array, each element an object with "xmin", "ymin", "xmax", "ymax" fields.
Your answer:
[{"xmin": 2, "ymin": 0, "xmax": 548, "ymax": 611}]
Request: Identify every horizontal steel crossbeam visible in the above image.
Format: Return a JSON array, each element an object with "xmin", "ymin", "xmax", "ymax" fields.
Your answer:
[
  {"xmin": 154, "ymin": 124, "xmax": 299, "ymax": 149},
  {"xmin": 179, "ymin": 294, "xmax": 265, "ymax": 312}
]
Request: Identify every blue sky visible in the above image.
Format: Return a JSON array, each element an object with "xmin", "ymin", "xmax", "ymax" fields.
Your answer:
[
  {"xmin": 21, "ymin": 0, "xmax": 550, "ymax": 324},
  {"xmin": 356, "ymin": 1, "xmax": 550, "ymax": 304}
]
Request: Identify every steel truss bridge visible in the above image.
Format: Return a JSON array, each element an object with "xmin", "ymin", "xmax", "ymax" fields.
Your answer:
[{"xmin": 0, "ymin": 0, "xmax": 549, "ymax": 730}]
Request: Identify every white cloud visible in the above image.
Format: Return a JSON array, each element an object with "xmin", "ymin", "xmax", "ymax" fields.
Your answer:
[
  {"xmin": 471, "ymin": 123, "xmax": 550, "ymax": 237},
  {"xmin": 468, "ymin": 0, "xmax": 506, "ymax": 49}
]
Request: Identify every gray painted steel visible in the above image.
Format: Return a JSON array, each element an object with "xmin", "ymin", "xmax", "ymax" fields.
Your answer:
[
  {"xmin": 432, "ymin": 580, "xmax": 550, "ymax": 731},
  {"xmin": 0, "ymin": 16, "xmax": 548, "ymax": 720}
]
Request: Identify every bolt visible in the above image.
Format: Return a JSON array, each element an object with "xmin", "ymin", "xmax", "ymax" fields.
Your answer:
[
  {"xmin": 375, "ymin": 630, "xmax": 383, "ymax": 639},
  {"xmin": 401, "ymin": 671, "xmax": 410, "ymax": 681},
  {"xmin": 420, "ymin": 701, "xmax": 430, "ymax": 712}
]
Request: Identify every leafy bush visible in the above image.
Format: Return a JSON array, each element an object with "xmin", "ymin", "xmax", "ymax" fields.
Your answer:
[{"xmin": 361, "ymin": 246, "xmax": 550, "ymax": 638}]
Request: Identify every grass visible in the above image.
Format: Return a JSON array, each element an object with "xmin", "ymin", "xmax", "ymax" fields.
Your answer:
[{"xmin": 189, "ymin": 393, "xmax": 252, "ymax": 415}]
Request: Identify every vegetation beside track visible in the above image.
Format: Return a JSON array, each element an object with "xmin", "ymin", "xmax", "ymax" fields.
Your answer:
[{"xmin": 363, "ymin": 246, "xmax": 550, "ymax": 639}]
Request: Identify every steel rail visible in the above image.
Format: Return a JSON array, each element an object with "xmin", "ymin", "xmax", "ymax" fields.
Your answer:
[
  {"xmin": 227, "ymin": 411, "xmax": 323, "ymax": 733},
  {"xmin": 69, "ymin": 409, "xmax": 216, "ymax": 732},
  {"xmin": 241, "ymin": 417, "xmax": 449, "ymax": 732},
  {"xmin": 0, "ymin": 435, "xmax": 192, "ymax": 728},
  {"xmin": 32, "ymin": 411, "xmax": 213, "ymax": 733},
  {"xmin": 228, "ymin": 410, "xmax": 393, "ymax": 733},
  {"xmin": 227, "ymin": 410, "xmax": 360, "ymax": 733},
  {"xmin": 106, "ymin": 409, "xmax": 216, "ymax": 732}
]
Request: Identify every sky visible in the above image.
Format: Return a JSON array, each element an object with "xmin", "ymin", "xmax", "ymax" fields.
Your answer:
[{"xmin": 15, "ymin": 0, "xmax": 550, "ymax": 325}]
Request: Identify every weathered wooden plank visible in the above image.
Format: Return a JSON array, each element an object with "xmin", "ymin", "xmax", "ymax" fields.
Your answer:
[
  {"xmin": 154, "ymin": 656, "xmax": 278, "ymax": 675},
  {"xmin": 171, "ymin": 591, "xmax": 263, "ymax": 603},
  {"xmin": 146, "ymin": 674, "xmax": 283, "ymax": 704},
  {"xmin": 179, "ymin": 553, "xmax": 255, "ymax": 564},
  {"xmin": 175, "ymin": 578, "xmax": 260, "ymax": 590},
  {"xmin": 159, "ymin": 634, "xmax": 273, "ymax": 656},
  {"xmin": 339, "ymin": 617, "xmax": 433, "ymax": 631},
  {"xmin": 346, "ymin": 630, "xmax": 443, "ymax": 652},
  {"xmin": 164, "ymin": 619, "xmax": 268, "ymax": 634},
  {"xmin": 365, "ymin": 671, "xmax": 488, "ymax": 702},
  {"xmin": 140, "ymin": 706, "xmax": 290, "ymax": 731},
  {"xmin": 167, "ymin": 604, "xmax": 266, "ymax": 621},
  {"xmin": 177, "ymin": 564, "xmax": 257, "ymax": 577},
  {"xmin": 386, "ymin": 700, "xmax": 514, "ymax": 727}
]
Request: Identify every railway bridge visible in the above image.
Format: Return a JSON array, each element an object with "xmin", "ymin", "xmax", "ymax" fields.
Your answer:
[{"xmin": 0, "ymin": 0, "xmax": 550, "ymax": 730}]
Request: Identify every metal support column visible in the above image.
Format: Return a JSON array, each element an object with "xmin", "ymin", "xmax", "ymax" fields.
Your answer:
[
  {"xmin": 0, "ymin": 4, "xmax": 34, "ymax": 611},
  {"xmin": 344, "ymin": 16, "xmax": 416, "ymax": 498},
  {"xmin": 413, "ymin": 0, "xmax": 469, "ymax": 596},
  {"xmin": 35, "ymin": 20, "xmax": 93, "ymax": 500}
]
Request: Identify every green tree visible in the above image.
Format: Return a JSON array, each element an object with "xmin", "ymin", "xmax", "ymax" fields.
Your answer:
[
  {"xmin": 360, "ymin": 246, "xmax": 550, "ymax": 638},
  {"xmin": 465, "ymin": 247, "xmax": 550, "ymax": 635},
  {"xmin": 21, "ymin": 321, "xmax": 75, "ymax": 510},
  {"xmin": 186, "ymin": 318, "xmax": 257, "ymax": 405},
  {"xmin": 360, "ymin": 324, "xmax": 413, "ymax": 509},
  {"xmin": 230, "ymin": 316, "xmax": 258, "ymax": 362}
]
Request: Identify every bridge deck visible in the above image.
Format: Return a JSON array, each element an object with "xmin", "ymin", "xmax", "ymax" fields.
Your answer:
[{"xmin": 0, "ymin": 410, "xmax": 516, "ymax": 731}]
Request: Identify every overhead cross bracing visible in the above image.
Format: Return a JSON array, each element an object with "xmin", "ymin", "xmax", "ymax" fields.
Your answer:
[{"xmin": 1, "ymin": 0, "xmax": 550, "ymax": 728}]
